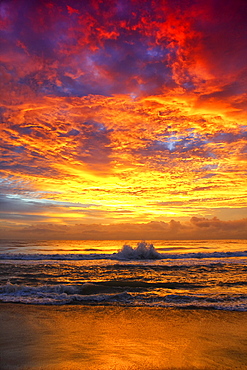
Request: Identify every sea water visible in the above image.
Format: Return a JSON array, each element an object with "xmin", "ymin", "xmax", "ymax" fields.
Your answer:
[{"xmin": 0, "ymin": 239, "xmax": 247, "ymax": 310}]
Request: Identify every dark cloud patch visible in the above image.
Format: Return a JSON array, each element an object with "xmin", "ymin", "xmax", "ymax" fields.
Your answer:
[
  {"xmin": 199, "ymin": 81, "xmax": 246, "ymax": 101},
  {"xmin": 18, "ymin": 70, "xmax": 62, "ymax": 96},
  {"xmin": 154, "ymin": 201, "xmax": 186, "ymax": 206},
  {"xmin": 1, "ymin": 143, "xmax": 26, "ymax": 154},
  {"xmin": 10, "ymin": 125, "xmax": 33, "ymax": 136},
  {"xmin": 0, "ymin": 162, "xmax": 60, "ymax": 177},
  {"xmin": 240, "ymin": 145, "xmax": 247, "ymax": 154},
  {"xmin": 190, "ymin": 216, "xmax": 247, "ymax": 233},
  {"xmin": 0, "ymin": 194, "xmax": 36, "ymax": 213},
  {"xmin": 180, "ymin": 10, "xmax": 247, "ymax": 98},
  {"xmin": 210, "ymin": 131, "xmax": 247, "ymax": 144},
  {"xmin": 58, "ymin": 128, "xmax": 80, "ymax": 137},
  {"xmin": 200, "ymin": 164, "xmax": 218, "ymax": 171},
  {"xmin": 193, "ymin": 186, "xmax": 216, "ymax": 192},
  {"xmin": 136, "ymin": 128, "xmax": 247, "ymax": 164},
  {"xmin": 0, "ymin": 213, "xmax": 51, "ymax": 221},
  {"xmin": 0, "ymin": 106, "xmax": 7, "ymax": 121},
  {"xmin": 201, "ymin": 173, "xmax": 217, "ymax": 179},
  {"xmin": 0, "ymin": 135, "xmax": 61, "ymax": 176},
  {"xmin": 136, "ymin": 133, "xmax": 211, "ymax": 161},
  {"xmin": 0, "ymin": 193, "xmax": 99, "ymax": 217},
  {"xmin": 74, "ymin": 121, "xmax": 112, "ymax": 165}
]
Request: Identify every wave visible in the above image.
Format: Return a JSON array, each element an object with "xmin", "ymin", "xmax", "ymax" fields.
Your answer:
[
  {"xmin": 0, "ymin": 281, "xmax": 132, "ymax": 305},
  {"xmin": 0, "ymin": 252, "xmax": 109, "ymax": 261},
  {"xmin": 0, "ymin": 251, "xmax": 247, "ymax": 261},
  {"xmin": 115, "ymin": 242, "xmax": 162, "ymax": 259},
  {"xmin": 0, "ymin": 242, "xmax": 247, "ymax": 261},
  {"xmin": 1, "ymin": 282, "xmax": 247, "ymax": 310}
]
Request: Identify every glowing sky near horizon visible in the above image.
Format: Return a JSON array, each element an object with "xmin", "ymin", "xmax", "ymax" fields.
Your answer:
[{"xmin": 1, "ymin": 0, "xmax": 247, "ymax": 239}]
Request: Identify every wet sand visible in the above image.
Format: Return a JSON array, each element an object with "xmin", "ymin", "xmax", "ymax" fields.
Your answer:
[{"xmin": 1, "ymin": 304, "xmax": 247, "ymax": 369}]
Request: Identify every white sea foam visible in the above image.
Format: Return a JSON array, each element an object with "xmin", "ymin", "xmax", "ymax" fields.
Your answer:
[
  {"xmin": 0, "ymin": 247, "xmax": 247, "ymax": 261},
  {"xmin": 115, "ymin": 242, "xmax": 162, "ymax": 260},
  {"xmin": 1, "ymin": 281, "xmax": 247, "ymax": 310},
  {"xmin": 0, "ymin": 282, "xmax": 132, "ymax": 305}
]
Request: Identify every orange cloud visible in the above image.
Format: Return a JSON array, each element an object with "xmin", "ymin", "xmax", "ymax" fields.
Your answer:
[{"xmin": 1, "ymin": 217, "xmax": 247, "ymax": 240}]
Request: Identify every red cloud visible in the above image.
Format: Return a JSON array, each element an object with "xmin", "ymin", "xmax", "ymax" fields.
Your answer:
[{"xmin": 67, "ymin": 5, "xmax": 80, "ymax": 15}]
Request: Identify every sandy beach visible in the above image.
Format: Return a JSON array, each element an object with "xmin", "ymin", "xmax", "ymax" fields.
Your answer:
[{"xmin": 0, "ymin": 304, "xmax": 247, "ymax": 370}]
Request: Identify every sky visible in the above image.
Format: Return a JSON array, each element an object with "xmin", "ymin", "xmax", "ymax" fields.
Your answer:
[{"xmin": 1, "ymin": 0, "xmax": 247, "ymax": 239}]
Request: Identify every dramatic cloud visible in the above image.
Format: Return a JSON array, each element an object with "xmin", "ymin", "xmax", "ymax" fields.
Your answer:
[{"xmin": 0, "ymin": 0, "xmax": 247, "ymax": 239}]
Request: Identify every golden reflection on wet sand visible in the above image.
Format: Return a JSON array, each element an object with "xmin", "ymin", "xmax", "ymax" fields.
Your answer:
[{"xmin": 1, "ymin": 304, "xmax": 247, "ymax": 369}]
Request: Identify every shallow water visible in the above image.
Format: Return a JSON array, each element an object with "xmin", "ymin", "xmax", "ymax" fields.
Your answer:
[
  {"xmin": 1, "ymin": 304, "xmax": 247, "ymax": 370},
  {"xmin": 0, "ymin": 240, "xmax": 247, "ymax": 310}
]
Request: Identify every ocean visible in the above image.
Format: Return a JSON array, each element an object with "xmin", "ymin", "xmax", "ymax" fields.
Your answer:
[{"xmin": 1, "ymin": 239, "xmax": 247, "ymax": 310}]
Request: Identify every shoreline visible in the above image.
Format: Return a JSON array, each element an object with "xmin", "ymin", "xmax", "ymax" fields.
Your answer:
[{"xmin": 1, "ymin": 304, "xmax": 247, "ymax": 369}]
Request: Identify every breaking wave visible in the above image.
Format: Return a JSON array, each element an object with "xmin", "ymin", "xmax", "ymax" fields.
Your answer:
[
  {"xmin": 1, "ymin": 281, "xmax": 247, "ymax": 310},
  {"xmin": 115, "ymin": 242, "xmax": 162, "ymax": 259},
  {"xmin": 0, "ymin": 243, "xmax": 247, "ymax": 261},
  {"xmin": 0, "ymin": 281, "xmax": 132, "ymax": 305}
]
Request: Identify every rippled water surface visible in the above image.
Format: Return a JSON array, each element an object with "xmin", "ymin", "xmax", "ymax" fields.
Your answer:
[{"xmin": 0, "ymin": 239, "xmax": 247, "ymax": 310}]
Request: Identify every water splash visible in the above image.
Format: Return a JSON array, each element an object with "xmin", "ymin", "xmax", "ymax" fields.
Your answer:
[{"xmin": 115, "ymin": 242, "xmax": 162, "ymax": 260}]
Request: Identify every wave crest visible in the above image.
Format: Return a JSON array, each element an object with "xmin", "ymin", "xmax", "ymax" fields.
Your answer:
[{"xmin": 115, "ymin": 242, "xmax": 162, "ymax": 260}]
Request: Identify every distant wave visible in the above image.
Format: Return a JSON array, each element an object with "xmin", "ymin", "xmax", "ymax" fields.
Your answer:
[
  {"xmin": 0, "ymin": 241, "xmax": 247, "ymax": 261},
  {"xmin": 0, "ymin": 253, "xmax": 110, "ymax": 261}
]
